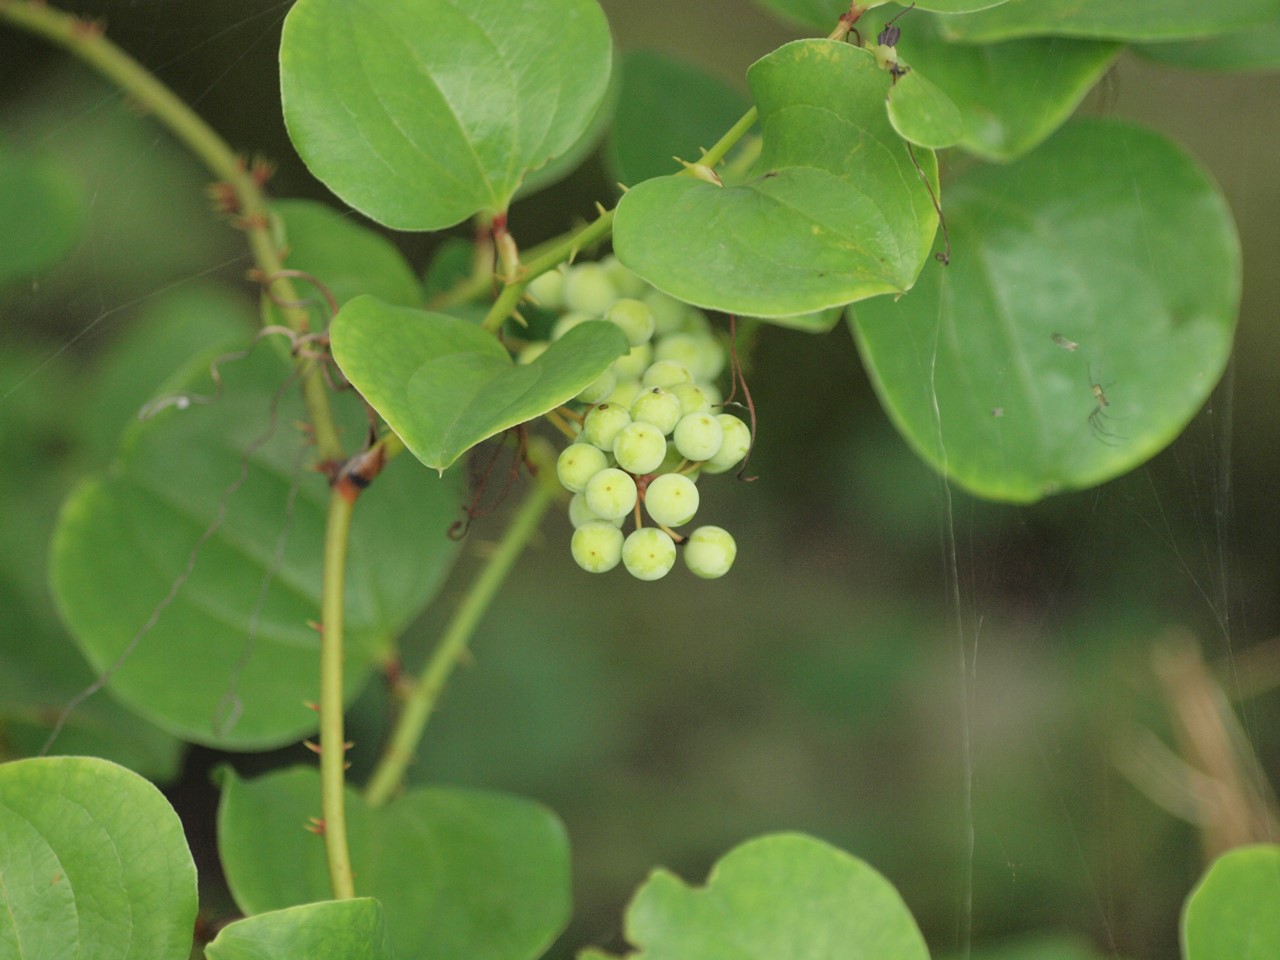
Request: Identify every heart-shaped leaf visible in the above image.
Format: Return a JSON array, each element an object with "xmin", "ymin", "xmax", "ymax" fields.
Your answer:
[
  {"xmin": 939, "ymin": 0, "xmax": 1280, "ymax": 42},
  {"xmin": 0, "ymin": 756, "xmax": 198, "ymax": 960},
  {"xmin": 330, "ymin": 296, "xmax": 629, "ymax": 471},
  {"xmin": 51, "ymin": 344, "xmax": 463, "ymax": 748},
  {"xmin": 613, "ymin": 40, "xmax": 940, "ymax": 319},
  {"xmin": 617, "ymin": 833, "xmax": 929, "ymax": 960},
  {"xmin": 218, "ymin": 766, "xmax": 570, "ymax": 960},
  {"xmin": 882, "ymin": 10, "xmax": 1120, "ymax": 161},
  {"xmin": 850, "ymin": 119, "xmax": 1240, "ymax": 503},
  {"xmin": 205, "ymin": 899, "xmax": 395, "ymax": 960},
  {"xmin": 1182, "ymin": 845, "xmax": 1280, "ymax": 960},
  {"xmin": 280, "ymin": 0, "xmax": 612, "ymax": 230}
]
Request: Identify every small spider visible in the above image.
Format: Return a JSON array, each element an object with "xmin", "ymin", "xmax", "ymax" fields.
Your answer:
[{"xmin": 1087, "ymin": 375, "xmax": 1125, "ymax": 445}]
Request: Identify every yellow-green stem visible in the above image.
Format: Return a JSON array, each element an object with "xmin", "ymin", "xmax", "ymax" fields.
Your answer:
[
  {"xmin": 0, "ymin": 0, "xmax": 343, "ymax": 462},
  {"xmin": 364, "ymin": 470, "xmax": 559, "ymax": 807},
  {"xmin": 320, "ymin": 490, "xmax": 357, "ymax": 899}
]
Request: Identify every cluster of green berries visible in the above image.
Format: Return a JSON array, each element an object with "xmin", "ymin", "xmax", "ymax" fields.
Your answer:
[{"xmin": 524, "ymin": 256, "xmax": 749, "ymax": 580}]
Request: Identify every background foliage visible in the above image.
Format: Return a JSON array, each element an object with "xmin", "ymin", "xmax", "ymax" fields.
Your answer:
[{"xmin": 2, "ymin": 1, "xmax": 1279, "ymax": 958}]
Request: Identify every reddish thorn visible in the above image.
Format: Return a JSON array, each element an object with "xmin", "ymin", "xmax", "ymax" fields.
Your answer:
[
  {"xmin": 303, "ymin": 740, "xmax": 322, "ymax": 754},
  {"xmin": 303, "ymin": 700, "xmax": 319, "ymax": 713}
]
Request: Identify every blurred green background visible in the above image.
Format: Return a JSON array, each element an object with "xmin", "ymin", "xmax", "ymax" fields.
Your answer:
[{"xmin": 2, "ymin": 2, "xmax": 1279, "ymax": 959}]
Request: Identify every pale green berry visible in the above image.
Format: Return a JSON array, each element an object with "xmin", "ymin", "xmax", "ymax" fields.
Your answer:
[
  {"xmin": 670, "ymin": 381, "xmax": 711, "ymax": 416},
  {"xmin": 642, "ymin": 359, "xmax": 692, "ymax": 389},
  {"xmin": 656, "ymin": 440, "xmax": 691, "ymax": 476},
  {"xmin": 569, "ymin": 492, "xmax": 624, "ymax": 529},
  {"xmin": 701, "ymin": 414, "xmax": 751, "ymax": 474},
  {"xmin": 612, "ymin": 342, "xmax": 653, "ymax": 381},
  {"xmin": 606, "ymin": 298, "xmax": 657, "ymax": 347},
  {"xmin": 656, "ymin": 331, "xmax": 726, "ymax": 381},
  {"xmin": 642, "ymin": 289, "xmax": 691, "ymax": 335},
  {"xmin": 526, "ymin": 269, "xmax": 565, "ymax": 310},
  {"xmin": 601, "ymin": 254, "xmax": 647, "ymax": 298},
  {"xmin": 613, "ymin": 421, "xmax": 667, "ymax": 475},
  {"xmin": 644, "ymin": 473, "xmax": 700, "ymax": 527},
  {"xmin": 605, "ymin": 378, "xmax": 643, "ymax": 409},
  {"xmin": 630, "ymin": 387, "xmax": 682, "ymax": 435},
  {"xmin": 583, "ymin": 402, "xmax": 632, "ymax": 450},
  {"xmin": 518, "ymin": 341, "xmax": 549, "ymax": 365},
  {"xmin": 698, "ymin": 380, "xmax": 723, "ymax": 407},
  {"xmin": 557, "ymin": 442, "xmax": 608, "ymax": 492},
  {"xmin": 572, "ymin": 521, "xmax": 624, "ymax": 573},
  {"xmin": 584, "ymin": 467, "xmax": 638, "ymax": 520},
  {"xmin": 576, "ymin": 366, "xmax": 617, "ymax": 404},
  {"xmin": 622, "ymin": 527, "xmax": 677, "ymax": 581},
  {"xmin": 563, "ymin": 262, "xmax": 618, "ymax": 315},
  {"xmin": 673, "ymin": 412, "xmax": 724, "ymax": 462},
  {"xmin": 683, "ymin": 526, "xmax": 736, "ymax": 578}
]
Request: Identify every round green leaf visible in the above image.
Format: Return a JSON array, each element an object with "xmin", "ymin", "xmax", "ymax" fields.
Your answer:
[
  {"xmin": 0, "ymin": 148, "xmax": 85, "ymax": 286},
  {"xmin": 0, "ymin": 756, "xmax": 197, "ymax": 960},
  {"xmin": 613, "ymin": 40, "xmax": 940, "ymax": 319},
  {"xmin": 206, "ymin": 899, "xmax": 394, "ymax": 960},
  {"xmin": 886, "ymin": 67, "xmax": 964, "ymax": 148},
  {"xmin": 51, "ymin": 345, "xmax": 463, "ymax": 748},
  {"xmin": 752, "ymin": 0, "xmax": 1010, "ymax": 31},
  {"xmin": 850, "ymin": 119, "xmax": 1240, "ymax": 503},
  {"xmin": 885, "ymin": 11, "xmax": 1120, "ymax": 161},
  {"xmin": 218, "ymin": 767, "xmax": 570, "ymax": 960},
  {"xmin": 1136, "ymin": 21, "xmax": 1280, "ymax": 71},
  {"xmin": 274, "ymin": 199, "xmax": 422, "ymax": 310},
  {"xmin": 330, "ymin": 296, "xmax": 629, "ymax": 471},
  {"xmin": 1183, "ymin": 844, "xmax": 1280, "ymax": 960},
  {"xmin": 280, "ymin": 0, "xmax": 612, "ymax": 230},
  {"xmin": 605, "ymin": 51, "xmax": 751, "ymax": 188},
  {"xmin": 621, "ymin": 833, "xmax": 928, "ymax": 960},
  {"xmin": 939, "ymin": 0, "xmax": 1280, "ymax": 42}
]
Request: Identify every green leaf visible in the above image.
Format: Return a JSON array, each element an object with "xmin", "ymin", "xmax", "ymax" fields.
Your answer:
[
  {"xmin": 613, "ymin": 40, "xmax": 940, "ymax": 319},
  {"xmin": 0, "ymin": 148, "xmax": 85, "ymax": 286},
  {"xmin": 205, "ymin": 899, "xmax": 395, "ymax": 960},
  {"xmin": 75, "ymin": 285, "xmax": 255, "ymax": 465},
  {"xmin": 0, "ymin": 580, "xmax": 183, "ymax": 779},
  {"xmin": 330, "ymin": 296, "xmax": 628, "ymax": 471},
  {"xmin": 1182, "ymin": 844, "xmax": 1280, "ymax": 960},
  {"xmin": 885, "ymin": 10, "xmax": 1120, "ymax": 161},
  {"xmin": 274, "ymin": 199, "xmax": 422, "ymax": 310},
  {"xmin": 885, "ymin": 67, "xmax": 964, "ymax": 148},
  {"xmin": 280, "ymin": 0, "xmax": 612, "ymax": 230},
  {"xmin": 755, "ymin": 306, "xmax": 845, "ymax": 333},
  {"xmin": 0, "ymin": 756, "xmax": 197, "ymax": 960},
  {"xmin": 218, "ymin": 767, "xmax": 570, "ymax": 960},
  {"xmin": 1136, "ymin": 21, "xmax": 1280, "ymax": 71},
  {"xmin": 605, "ymin": 50, "xmax": 751, "ymax": 188},
  {"xmin": 850, "ymin": 119, "xmax": 1240, "ymax": 503},
  {"xmin": 617, "ymin": 833, "xmax": 929, "ymax": 960},
  {"xmin": 939, "ymin": 0, "xmax": 1280, "ymax": 42},
  {"xmin": 51, "ymin": 345, "xmax": 463, "ymax": 749},
  {"xmin": 751, "ymin": 0, "xmax": 1010, "ymax": 31}
]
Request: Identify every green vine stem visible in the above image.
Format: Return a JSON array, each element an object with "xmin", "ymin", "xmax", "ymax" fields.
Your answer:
[
  {"xmin": 0, "ymin": 0, "xmax": 344, "ymax": 463},
  {"xmin": 2, "ymin": 0, "xmax": 362, "ymax": 899},
  {"xmin": 364, "ymin": 455, "xmax": 561, "ymax": 807},
  {"xmin": 319, "ymin": 489, "xmax": 357, "ymax": 899},
  {"xmin": 478, "ymin": 104, "xmax": 760, "ymax": 334}
]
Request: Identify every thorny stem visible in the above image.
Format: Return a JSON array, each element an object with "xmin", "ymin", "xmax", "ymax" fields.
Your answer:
[
  {"xmin": 1, "ymin": 0, "xmax": 358, "ymax": 897},
  {"xmin": 319, "ymin": 491, "xmax": 357, "ymax": 898},
  {"xmin": 364, "ymin": 461, "xmax": 560, "ymax": 807},
  {"xmin": 0, "ymin": 0, "xmax": 344, "ymax": 463}
]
